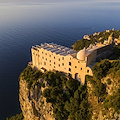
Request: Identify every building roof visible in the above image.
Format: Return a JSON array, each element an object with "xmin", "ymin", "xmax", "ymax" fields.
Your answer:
[{"xmin": 32, "ymin": 43, "xmax": 77, "ymax": 56}]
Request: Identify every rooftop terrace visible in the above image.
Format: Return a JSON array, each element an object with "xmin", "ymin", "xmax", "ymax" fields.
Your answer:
[{"xmin": 32, "ymin": 43, "xmax": 77, "ymax": 56}]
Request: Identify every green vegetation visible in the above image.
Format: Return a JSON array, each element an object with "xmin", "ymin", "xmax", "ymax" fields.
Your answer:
[
  {"xmin": 86, "ymin": 75, "xmax": 106, "ymax": 102},
  {"xmin": 109, "ymin": 60, "xmax": 120, "ymax": 80},
  {"xmin": 104, "ymin": 88, "xmax": 120, "ymax": 113},
  {"xmin": 87, "ymin": 59, "xmax": 120, "ymax": 114},
  {"xmin": 19, "ymin": 58, "xmax": 120, "ymax": 119},
  {"xmin": 42, "ymin": 71, "xmax": 92, "ymax": 120},
  {"xmin": 19, "ymin": 67, "xmax": 93, "ymax": 119},
  {"xmin": 20, "ymin": 66, "xmax": 43, "ymax": 89},
  {"xmin": 92, "ymin": 59, "xmax": 111, "ymax": 80},
  {"xmin": 73, "ymin": 39, "xmax": 96, "ymax": 50},
  {"xmin": 6, "ymin": 113, "xmax": 24, "ymax": 120},
  {"xmin": 86, "ymin": 59, "xmax": 111, "ymax": 101},
  {"xmin": 73, "ymin": 30, "xmax": 120, "ymax": 51}
]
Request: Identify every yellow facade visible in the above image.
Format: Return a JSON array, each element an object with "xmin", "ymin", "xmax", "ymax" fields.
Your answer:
[
  {"xmin": 31, "ymin": 43, "xmax": 94, "ymax": 84},
  {"xmin": 31, "ymin": 42, "xmax": 114, "ymax": 84}
]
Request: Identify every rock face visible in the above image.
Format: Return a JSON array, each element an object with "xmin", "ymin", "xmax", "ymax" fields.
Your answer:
[
  {"xmin": 19, "ymin": 79, "xmax": 54, "ymax": 120},
  {"xmin": 87, "ymin": 75, "xmax": 120, "ymax": 120}
]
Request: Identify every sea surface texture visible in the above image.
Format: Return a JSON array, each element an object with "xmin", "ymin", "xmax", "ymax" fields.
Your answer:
[{"xmin": 0, "ymin": 0, "xmax": 120, "ymax": 119}]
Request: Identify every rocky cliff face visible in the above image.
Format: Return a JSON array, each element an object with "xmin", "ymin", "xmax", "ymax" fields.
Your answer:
[
  {"xmin": 19, "ymin": 59, "xmax": 120, "ymax": 120},
  {"xmin": 87, "ymin": 75, "xmax": 120, "ymax": 120},
  {"xmin": 19, "ymin": 79, "xmax": 54, "ymax": 120}
]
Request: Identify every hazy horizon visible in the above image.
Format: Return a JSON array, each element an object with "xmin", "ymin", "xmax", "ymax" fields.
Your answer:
[{"xmin": 0, "ymin": 0, "xmax": 120, "ymax": 4}]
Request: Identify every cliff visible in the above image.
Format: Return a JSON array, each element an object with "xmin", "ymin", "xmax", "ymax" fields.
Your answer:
[
  {"xmin": 19, "ymin": 59, "xmax": 120, "ymax": 120},
  {"xmin": 87, "ymin": 75, "xmax": 120, "ymax": 120},
  {"xmin": 19, "ymin": 67, "xmax": 91, "ymax": 120},
  {"xmin": 19, "ymin": 78, "xmax": 54, "ymax": 120},
  {"xmin": 87, "ymin": 59, "xmax": 120, "ymax": 120}
]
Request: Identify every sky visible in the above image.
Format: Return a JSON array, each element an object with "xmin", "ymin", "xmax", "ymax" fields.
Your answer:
[{"xmin": 0, "ymin": 0, "xmax": 120, "ymax": 3}]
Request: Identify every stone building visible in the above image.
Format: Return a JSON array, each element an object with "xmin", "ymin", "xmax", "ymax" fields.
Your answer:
[{"xmin": 31, "ymin": 41, "xmax": 113, "ymax": 84}]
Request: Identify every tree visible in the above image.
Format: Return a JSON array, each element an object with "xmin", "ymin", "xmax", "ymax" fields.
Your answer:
[
  {"xmin": 94, "ymin": 80, "xmax": 106, "ymax": 99},
  {"xmin": 51, "ymin": 87, "xmax": 59, "ymax": 98},
  {"xmin": 74, "ymin": 90, "xmax": 79, "ymax": 100},
  {"xmin": 66, "ymin": 79, "xmax": 79, "ymax": 91},
  {"xmin": 42, "ymin": 88, "xmax": 51, "ymax": 98}
]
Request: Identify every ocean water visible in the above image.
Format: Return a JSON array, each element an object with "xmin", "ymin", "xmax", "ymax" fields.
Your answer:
[{"xmin": 0, "ymin": 1, "xmax": 120, "ymax": 119}]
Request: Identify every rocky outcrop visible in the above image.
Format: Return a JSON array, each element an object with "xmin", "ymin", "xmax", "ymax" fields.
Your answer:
[{"xmin": 19, "ymin": 79, "xmax": 54, "ymax": 120}]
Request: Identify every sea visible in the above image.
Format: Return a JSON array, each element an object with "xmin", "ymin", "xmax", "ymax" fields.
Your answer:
[{"xmin": 0, "ymin": 1, "xmax": 120, "ymax": 119}]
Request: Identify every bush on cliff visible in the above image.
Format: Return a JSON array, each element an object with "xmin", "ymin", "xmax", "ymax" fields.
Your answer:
[
  {"xmin": 92, "ymin": 59, "xmax": 111, "ymax": 80},
  {"xmin": 86, "ymin": 59, "xmax": 111, "ymax": 100},
  {"xmin": 42, "ymin": 71, "xmax": 92, "ymax": 120},
  {"xmin": 73, "ymin": 39, "xmax": 95, "ymax": 51},
  {"xmin": 109, "ymin": 60, "xmax": 120, "ymax": 79},
  {"xmin": 20, "ymin": 66, "xmax": 43, "ymax": 89},
  {"xmin": 104, "ymin": 88, "xmax": 120, "ymax": 113},
  {"xmin": 87, "ymin": 59, "xmax": 120, "ymax": 114}
]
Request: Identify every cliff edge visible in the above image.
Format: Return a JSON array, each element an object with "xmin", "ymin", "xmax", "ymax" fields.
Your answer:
[
  {"xmin": 19, "ymin": 59, "xmax": 120, "ymax": 120},
  {"xmin": 19, "ymin": 78, "xmax": 54, "ymax": 120}
]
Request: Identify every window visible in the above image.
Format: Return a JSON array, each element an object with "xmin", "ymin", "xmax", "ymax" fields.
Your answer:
[
  {"xmin": 78, "ymin": 61, "xmax": 80, "ymax": 63},
  {"xmin": 62, "ymin": 57, "xmax": 64, "ymax": 60},
  {"xmin": 42, "ymin": 51, "xmax": 43, "ymax": 54},
  {"xmin": 38, "ymin": 62, "xmax": 40, "ymax": 65},
  {"xmin": 70, "ymin": 58, "xmax": 71, "ymax": 60},
  {"xmin": 36, "ymin": 54, "xmax": 37, "ymax": 56},
  {"xmin": 69, "ymin": 62, "xmax": 71, "ymax": 66},
  {"xmin": 62, "ymin": 63, "xmax": 64, "ymax": 66},
  {"xmin": 33, "ymin": 52, "xmax": 35, "ymax": 55},
  {"xmin": 49, "ymin": 60, "xmax": 51, "ymax": 62},
  {"xmin": 81, "ymin": 68, "xmax": 82, "ymax": 70},
  {"xmin": 54, "ymin": 66, "xmax": 55, "ymax": 68},
  {"xmin": 58, "ymin": 58, "xmax": 60, "ymax": 61},
  {"xmin": 45, "ymin": 53, "xmax": 47, "ymax": 55},
  {"xmin": 87, "ymin": 70, "xmax": 89, "ymax": 73},
  {"xmin": 50, "ymin": 64, "xmax": 51, "ymax": 66},
  {"xmin": 69, "ymin": 68, "xmax": 71, "ymax": 72},
  {"xmin": 75, "ymin": 66, "xmax": 77, "ymax": 68},
  {"xmin": 42, "ymin": 57, "xmax": 44, "ymax": 59},
  {"xmin": 38, "ymin": 55, "xmax": 40, "ymax": 57},
  {"xmin": 44, "ymin": 62, "xmax": 46, "ymax": 65},
  {"xmin": 54, "ymin": 62, "xmax": 55, "ymax": 64},
  {"xmin": 46, "ymin": 58, "xmax": 47, "ymax": 61},
  {"xmin": 49, "ymin": 55, "xmax": 51, "ymax": 57},
  {"xmin": 54, "ymin": 57, "xmax": 55, "ymax": 59},
  {"xmin": 59, "ymin": 64, "xmax": 60, "ymax": 67}
]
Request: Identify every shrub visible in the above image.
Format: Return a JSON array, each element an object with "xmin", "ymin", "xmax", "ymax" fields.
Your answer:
[
  {"xmin": 42, "ymin": 88, "xmax": 51, "ymax": 98},
  {"xmin": 20, "ymin": 66, "xmax": 43, "ymax": 89}
]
